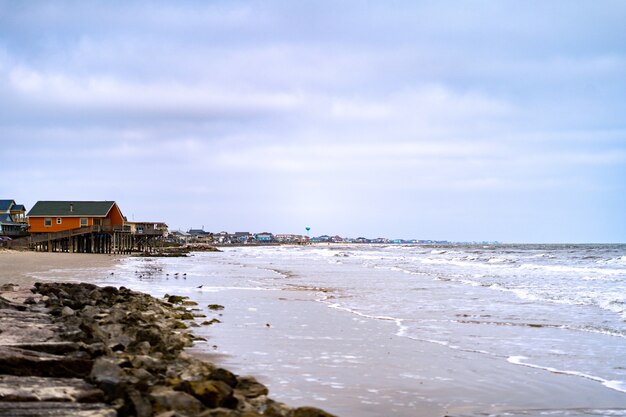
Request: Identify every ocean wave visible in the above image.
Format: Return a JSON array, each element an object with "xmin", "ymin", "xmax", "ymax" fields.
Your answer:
[
  {"xmin": 487, "ymin": 257, "xmax": 510, "ymax": 263},
  {"xmin": 518, "ymin": 263, "xmax": 625, "ymax": 276},
  {"xmin": 507, "ymin": 356, "xmax": 626, "ymax": 394}
]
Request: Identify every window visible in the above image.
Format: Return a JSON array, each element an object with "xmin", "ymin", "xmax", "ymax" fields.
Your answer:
[
  {"xmin": 94, "ymin": 219, "xmax": 101, "ymax": 226},
  {"xmin": 44, "ymin": 218, "xmax": 52, "ymax": 227},
  {"xmin": 80, "ymin": 218, "xmax": 88, "ymax": 227},
  {"xmin": 56, "ymin": 218, "xmax": 62, "ymax": 225}
]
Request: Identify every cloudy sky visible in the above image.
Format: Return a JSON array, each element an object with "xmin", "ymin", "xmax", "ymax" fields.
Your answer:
[{"xmin": 1, "ymin": 1, "xmax": 625, "ymax": 242}]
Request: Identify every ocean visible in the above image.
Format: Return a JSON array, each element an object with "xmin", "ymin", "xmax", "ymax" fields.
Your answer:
[{"xmin": 34, "ymin": 244, "xmax": 626, "ymax": 417}]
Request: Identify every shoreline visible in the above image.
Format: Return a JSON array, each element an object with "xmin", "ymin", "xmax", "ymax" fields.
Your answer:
[
  {"xmin": 3, "ymin": 248, "xmax": 626, "ymax": 417},
  {"xmin": 0, "ymin": 250, "xmax": 336, "ymax": 416},
  {"xmin": 0, "ymin": 280, "xmax": 336, "ymax": 417}
]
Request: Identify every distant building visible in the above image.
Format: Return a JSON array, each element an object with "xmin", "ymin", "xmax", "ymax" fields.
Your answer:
[
  {"xmin": 213, "ymin": 231, "xmax": 230, "ymax": 244},
  {"xmin": 127, "ymin": 221, "xmax": 168, "ymax": 236},
  {"xmin": 233, "ymin": 232, "xmax": 253, "ymax": 244},
  {"xmin": 186, "ymin": 229, "xmax": 212, "ymax": 243},
  {"xmin": 170, "ymin": 230, "xmax": 191, "ymax": 243},
  {"xmin": 274, "ymin": 234, "xmax": 305, "ymax": 243},
  {"xmin": 188, "ymin": 229, "xmax": 209, "ymax": 236},
  {"xmin": 371, "ymin": 238, "xmax": 388, "ymax": 244},
  {"xmin": 0, "ymin": 199, "xmax": 29, "ymax": 237},
  {"xmin": 254, "ymin": 232, "xmax": 274, "ymax": 242}
]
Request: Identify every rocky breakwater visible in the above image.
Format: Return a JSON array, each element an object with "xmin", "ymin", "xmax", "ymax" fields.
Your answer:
[{"xmin": 0, "ymin": 282, "xmax": 336, "ymax": 417}]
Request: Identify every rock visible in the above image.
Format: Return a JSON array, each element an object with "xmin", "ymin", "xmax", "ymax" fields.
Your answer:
[
  {"xmin": 0, "ymin": 283, "xmax": 18, "ymax": 291},
  {"xmin": 167, "ymin": 295, "xmax": 187, "ymax": 304},
  {"xmin": 2, "ymin": 282, "xmax": 337, "ymax": 417},
  {"xmin": 61, "ymin": 306, "xmax": 76, "ymax": 317},
  {"xmin": 0, "ymin": 402, "xmax": 117, "ymax": 417},
  {"xmin": 210, "ymin": 368, "xmax": 238, "ymax": 388},
  {"xmin": 291, "ymin": 407, "xmax": 338, "ymax": 417},
  {"xmin": 89, "ymin": 357, "xmax": 125, "ymax": 399},
  {"xmin": 0, "ymin": 375, "xmax": 104, "ymax": 402},
  {"xmin": 197, "ymin": 408, "xmax": 239, "ymax": 417},
  {"xmin": 0, "ymin": 296, "xmax": 27, "ymax": 311},
  {"xmin": 177, "ymin": 379, "xmax": 235, "ymax": 408},
  {"xmin": 131, "ymin": 355, "xmax": 162, "ymax": 371},
  {"xmin": 264, "ymin": 400, "xmax": 293, "ymax": 417},
  {"xmin": 0, "ymin": 345, "xmax": 93, "ymax": 378},
  {"xmin": 235, "ymin": 376, "xmax": 269, "ymax": 399},
  {"xmin": 150, "ymin": 387, "xmax": 204, "ymax": 415},
  {"xmin": 89, "ymin": 357, "xmax": 123, "ymax": 385},
  {"xmin": 128, "ymin": 387, "xmax": 153, "ymax": 417},
  {"xmin": 207, "ymin": 304, "xmax": 224, "ymax": 311},
  {"xmin": 8, "ymin": 342, "xmax": 80, "ymax": 356},
  {"xmin": 177, "ymin": 312, "xmax": 195, "ymax": 320}
]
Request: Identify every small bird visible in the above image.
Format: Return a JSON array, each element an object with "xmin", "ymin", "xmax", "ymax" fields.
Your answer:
[
  {"xmin": 197, "ymin": 285, "xmax": 203, "ymax": 288},
  {"xmin": 265, "ymin": 323, "xmax": 271, "ymax": 328},
  {"xmin": 110, "ymin": 272, "xmax": 114, "ymax": 275}
]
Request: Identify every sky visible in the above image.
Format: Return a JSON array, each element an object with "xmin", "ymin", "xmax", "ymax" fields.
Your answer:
[{"xmin": 0, "ymin": 1, "xmax": 625, "ymax": 243}]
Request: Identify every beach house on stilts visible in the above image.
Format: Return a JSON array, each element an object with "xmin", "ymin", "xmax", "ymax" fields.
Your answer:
[{"xmin": 26, "ymin": 201, "xmax": 137, "ymax": 253}]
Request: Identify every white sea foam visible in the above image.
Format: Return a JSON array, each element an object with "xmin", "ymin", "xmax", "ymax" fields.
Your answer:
[
  {"xmin": 487, "ymin": 257, "xmax": 508, "ymax": 263},
  {"xmin": 519, "ymin": 263, "xmax": 625, "ymax": 276},
  {"xmin": 194, "ymin": 286, "xmax": 274, "ymax": 292},
  {"xmin": 507, "ymin": 356, "xmax": 626, "ymax": 394}
]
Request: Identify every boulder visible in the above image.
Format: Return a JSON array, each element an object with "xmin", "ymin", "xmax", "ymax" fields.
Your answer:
[
  {"xmin": 177, "ymin": 379, "xmax": 235, "ymax": 408},
  {"xmin": 150, "ymin": 387, "xmax": 204, "ymax": 415},
  {"xmin": 235, "ymin": 376, "xmax": 269, "ymax": 399},
  {"xmin": 291, "ymin": 407, "xmax": 338, "ymax": 417}
]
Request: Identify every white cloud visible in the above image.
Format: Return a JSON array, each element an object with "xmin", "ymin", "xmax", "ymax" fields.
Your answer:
[
  {"xmin": 1, "ymin": 1, "xmax": 624, "ymax": 241},
  {"xmin": 6, "ymin": 66, "xmax": 302, "ymax": 115}
]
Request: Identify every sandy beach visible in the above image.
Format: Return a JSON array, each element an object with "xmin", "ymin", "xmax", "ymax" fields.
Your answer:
[
  {"xmin": 0, "ymin": 250, "xmax": 120, "ymax": 288},
  {"xmin": 0, "ymin": 249, "xmax": 337, "ymax": 416},
  {"xmin": 2, "ymin": 246, "xmax": 626, "ymax": 417}
]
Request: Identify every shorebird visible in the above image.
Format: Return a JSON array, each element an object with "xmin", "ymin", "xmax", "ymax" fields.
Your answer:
[{"xmin": 196, "ymin": 285, "xmax": 203, "ymax": 289}]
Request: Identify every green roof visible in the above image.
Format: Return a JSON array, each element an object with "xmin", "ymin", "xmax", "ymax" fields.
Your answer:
[{"xmin": 27, "ymin": 201, "xmax": 117, "ymax": 217}]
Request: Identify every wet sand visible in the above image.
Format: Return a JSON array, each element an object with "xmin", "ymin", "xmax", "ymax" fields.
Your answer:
[
  {"xmin": 0, "ymin": 250, "xmax": 120, "ymax": 288},
  {"xmin": 189, "ymin": 285, "xmax": 626, "ymax": 417}
]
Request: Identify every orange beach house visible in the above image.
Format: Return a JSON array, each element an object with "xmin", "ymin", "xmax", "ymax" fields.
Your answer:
[{"xmin": 27, "ymin": 201, "xmax": 125, "ymax": 233}]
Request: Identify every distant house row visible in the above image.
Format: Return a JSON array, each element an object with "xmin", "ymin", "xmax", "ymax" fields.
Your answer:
[
  {"xmin": 166, "ymin": 228, "xmax": 447, "ymax": 246},
  {"xmin": 168, "ymin": 230, "xmax": 301, "ymax": 245}
]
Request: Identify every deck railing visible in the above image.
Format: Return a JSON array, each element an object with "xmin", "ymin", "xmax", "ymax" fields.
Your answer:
[{"xmin": 6, "ymin": 224, "xmax": 164, "ymax": 248}]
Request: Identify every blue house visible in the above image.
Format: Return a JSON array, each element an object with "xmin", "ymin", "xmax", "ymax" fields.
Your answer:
[
  {"xmin": 254, "ymin": 232, "xmax": 274, "ymax": 242},
  {"xmin": 0, "ymin": 199, "xmax": 29, "ymax": 237}
]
